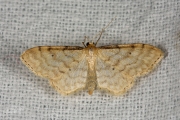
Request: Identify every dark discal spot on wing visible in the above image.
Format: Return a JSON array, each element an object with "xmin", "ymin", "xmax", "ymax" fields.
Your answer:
[
  {"xmin": 58, "ymin": 69, "xmax": 65, "ymax": 74},
  {"xmin": 47, "ymin": 46, "xmax": 52, "ymax": 51},
  {"xmin": 64, "ymin": 46, "xmax": 69, "ymax": 49},
  {"xmin": 130, "ymin": 44, "xmax": 135, "ymax": 48},
  {"xmin": 38, "ymin": 46, "xmax": 41, "ymax": 51},
  {"xmin": 142, "ymin": 44, "xmax": 145, "ymax": 48}
]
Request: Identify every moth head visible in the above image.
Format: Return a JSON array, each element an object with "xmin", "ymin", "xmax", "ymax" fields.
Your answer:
[{"xmin": 86, "ymin": 42, "xmax": 95, "ymax": 46}]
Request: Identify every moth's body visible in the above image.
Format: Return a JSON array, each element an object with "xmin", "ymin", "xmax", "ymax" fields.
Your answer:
[{"xmin": 85, "ymin": 43, "xmax": 98, "ymax": 95}]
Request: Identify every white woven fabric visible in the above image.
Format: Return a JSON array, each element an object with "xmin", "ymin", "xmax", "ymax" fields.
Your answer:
[{"xmin": 0, "ymin": 0, "xmax": 179, "ymax": 120}]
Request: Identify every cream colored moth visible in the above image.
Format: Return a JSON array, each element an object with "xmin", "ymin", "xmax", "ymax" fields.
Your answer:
[{"xmin": 20, "ymin": 19, "xmax": 164, "ymax": 96}]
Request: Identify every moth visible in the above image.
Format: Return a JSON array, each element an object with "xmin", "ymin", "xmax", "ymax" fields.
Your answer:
[{"xmin": 20, "ymin": 20, "xmax": 164, "ymax": 95}]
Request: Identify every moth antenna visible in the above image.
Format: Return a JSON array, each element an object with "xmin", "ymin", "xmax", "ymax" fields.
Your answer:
[
  {"xmin": 86, "ymin": 36, "xmax": 90, "ymax": 42},
  {"xmin": 82, "ymin": 36, "xmax": 87, "ymax": 47},
  {"xmin": 102, "ymin": 16, "xmax": 117, "ymax": 32},
  {"xmin": 94, "ymin": 16, "xmax": 117, "ymax": 45},
  {"xmin": 95, "ymin": 30, "xmax": 104, "ymax": 45}
]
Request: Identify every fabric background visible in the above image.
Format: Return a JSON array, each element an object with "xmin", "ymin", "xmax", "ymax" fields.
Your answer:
[{"xmin": 0, "ymin": 0, "xmax": 179, "ymax": 120}]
